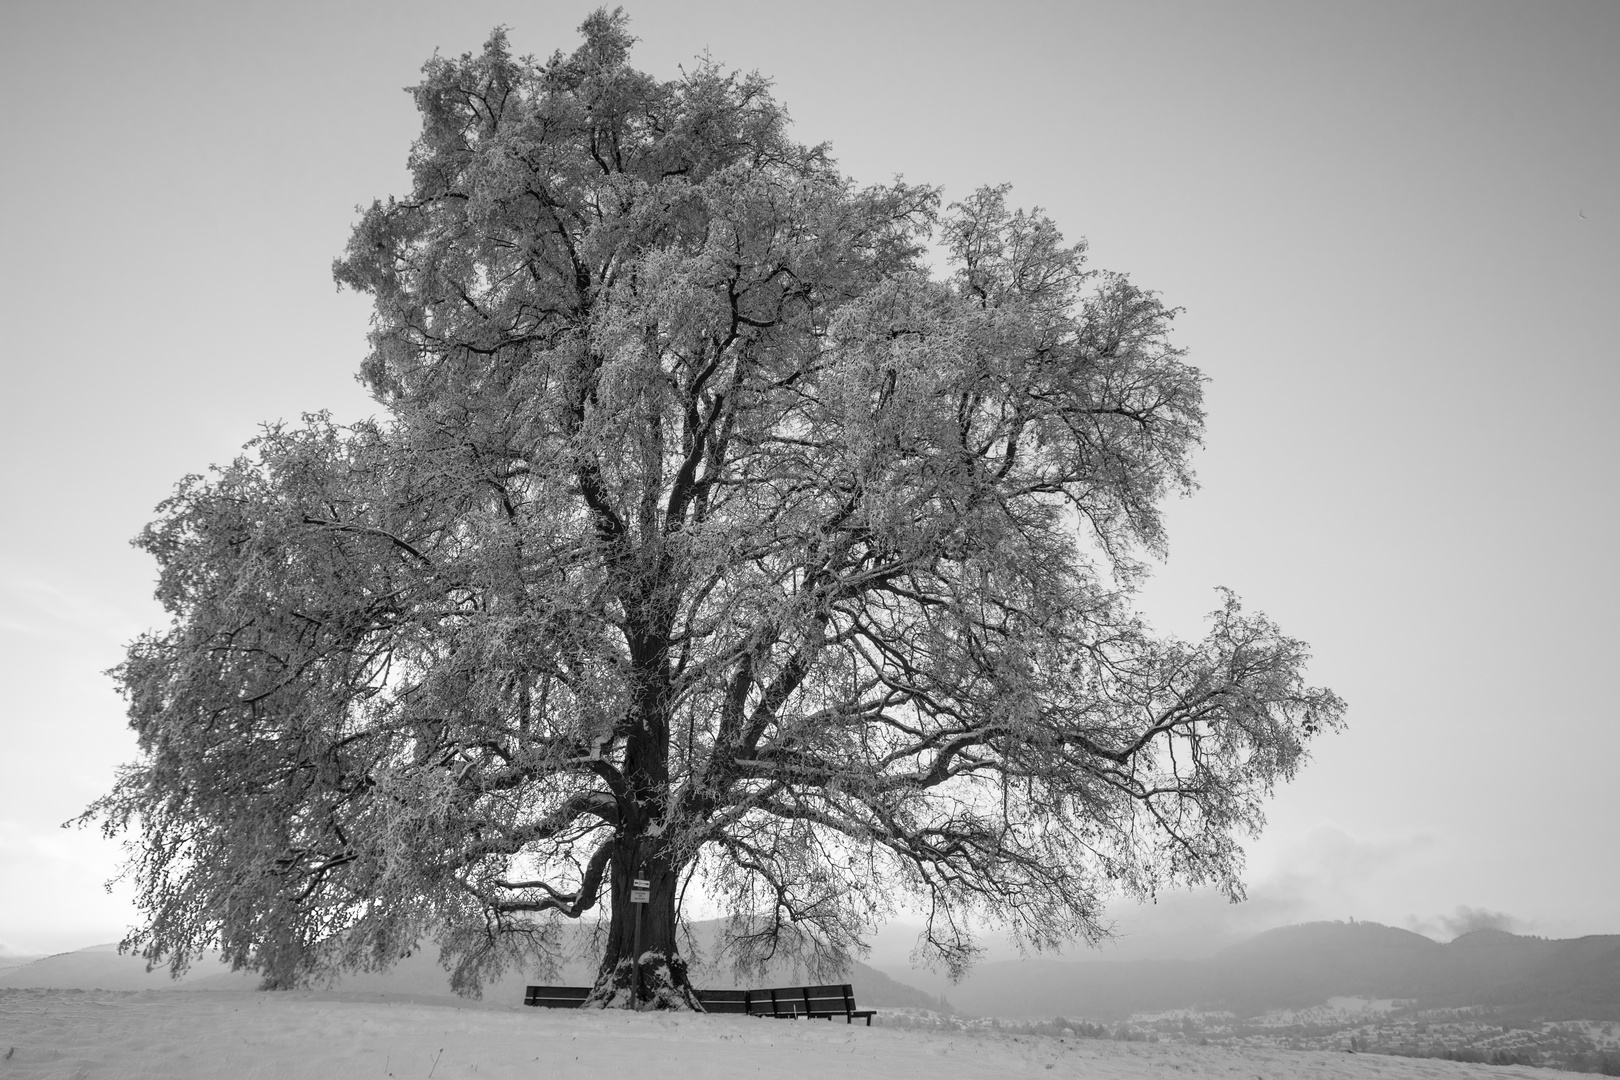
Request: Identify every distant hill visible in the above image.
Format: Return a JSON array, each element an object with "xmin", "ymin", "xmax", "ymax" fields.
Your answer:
[
  {"xmin": 1212, "ymin": 920, "xmax": 1441, "ymax": 1009},
  {"xmin": 0, "ymin": 943, "xmax": 260, "ymax": 993},
  {"xmin": 1420, "ymin": 929, "xmax": 1620, "ymax": 1020},
  {"xmin": 0, "ymin": 952, "xmax": 45, "ymax": 971},
  {"xmin": 876, "ymin": 921, "xmax": 1620, "ymax": 1022},
  {"xmin": 0, "ymin": 921, "xmax": 950, "ymax": 1012}
]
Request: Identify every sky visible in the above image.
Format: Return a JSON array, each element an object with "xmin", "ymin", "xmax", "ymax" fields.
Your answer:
[{"xmin": 0, "ymin": 0, "xmax": 1615, "ymax": 959}]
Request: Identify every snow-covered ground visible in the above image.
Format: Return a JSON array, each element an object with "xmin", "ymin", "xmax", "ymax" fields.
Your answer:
[{"xmin": 0, "ymin": 988, "xmax": 1549, "ymax": 1080}]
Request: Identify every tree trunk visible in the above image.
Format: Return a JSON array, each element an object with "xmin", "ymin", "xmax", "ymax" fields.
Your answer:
[
  {"xmin": 586, "ymin": 600, "xmax": 692, "ymax": 1007},
  {"xmin": 587, "ymin": 838, "xmax": 697, "ymax": 1009}
]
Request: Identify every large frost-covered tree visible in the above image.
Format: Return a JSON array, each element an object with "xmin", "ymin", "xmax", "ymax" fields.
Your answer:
[{"xmin": 86, "ymin": 10, "xmax": 1344, "ymax": 1007}]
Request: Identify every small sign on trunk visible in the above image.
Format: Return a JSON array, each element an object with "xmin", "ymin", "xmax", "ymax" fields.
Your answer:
[{"xmin": 630, "ymin": 877, "xmax": 651, "ymax": 904}]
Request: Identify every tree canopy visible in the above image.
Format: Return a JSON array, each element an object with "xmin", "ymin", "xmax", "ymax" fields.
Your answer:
[{"xmin": 86, "ymin": 10, "xmax": 1344, "ymax": 1006}]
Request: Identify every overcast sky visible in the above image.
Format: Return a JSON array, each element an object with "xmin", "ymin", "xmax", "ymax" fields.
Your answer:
[{"xmin": 1, "ymin": 0, "xmax": 1615, "ymax": 959}]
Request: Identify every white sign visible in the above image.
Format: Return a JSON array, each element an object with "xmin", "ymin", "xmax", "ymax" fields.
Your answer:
[{"xmin": 630, "ymin": 889, "xmax": 650, "ymax": 904}]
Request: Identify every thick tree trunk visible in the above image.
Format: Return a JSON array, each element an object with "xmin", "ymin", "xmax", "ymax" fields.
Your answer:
[
  {"xmin": 586, "ymin": 839, "xmax": 697, "ymax": 1009},
  {"xmin": 585, "ymin": 591, "xmax": 693, "ymax": 1007}
]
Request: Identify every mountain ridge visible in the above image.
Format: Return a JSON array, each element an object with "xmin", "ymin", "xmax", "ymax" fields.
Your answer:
[{"xmin": 877, "ymin": 920, "xmax": 1620, "ymax": 1022}]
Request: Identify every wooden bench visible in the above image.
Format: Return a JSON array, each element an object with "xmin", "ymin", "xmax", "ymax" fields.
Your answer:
[
  {"xmin": 523, "ymin": 985, "xmax": 591, "ymax": 1008},
  {"xmin": 697, "ymin": 984, "xmax": 876, "ymax": 1025},
  {"xmin": 523, "ymin": 982, "xmax": 875, "ymax": 1025}
]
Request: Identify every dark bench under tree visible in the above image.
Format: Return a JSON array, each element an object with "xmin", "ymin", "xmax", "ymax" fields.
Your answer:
[
  {"xmin": 522, "ymin": 986, "xmax": 594, "ymax": 1008},
  {"xmin": 698, "ymin": 984, "xmax": 876, "ymax": 1025},
  {"xmin": 524, "ymin": 982, "xmax": 876, "ymax": 1025}
]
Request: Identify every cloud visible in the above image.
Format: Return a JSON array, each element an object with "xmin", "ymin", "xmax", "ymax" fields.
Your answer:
[
  {"xmin": 1407, "ymin": 905, "xmax": 1524, "ymax": 941},
  {"xmin": 0, "ymin": 819, "xmax": 137, "ymax": 955},
  {"xmin": 0, "ymin": 559, "xmax": 145, "ymax": 646},
  {"xmin": 0, "ymin": 817, "xmax": 116, "ymax": 877},
  {"xmin": 1059, "ymin": 826, "xmax": 1440, "ymax": 962},
  {"xmin": 1252, "ymin": 824, "xmax": 1435, "ymax": 907},
  {"xmin": 874, "ymin": 825, "xmax": 1452, "ymax": 965}
]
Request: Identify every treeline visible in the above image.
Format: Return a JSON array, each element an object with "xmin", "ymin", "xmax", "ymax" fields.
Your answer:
[{"xmin": 1387, "ymin": 1046, "xmax": 1620, "ymax": 1074}]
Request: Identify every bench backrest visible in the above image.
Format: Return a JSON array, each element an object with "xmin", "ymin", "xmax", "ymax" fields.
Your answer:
[
  {"xmin": 747, "ymin": 983, "xmax": 858, "ymax": 1017},
  {"xmin": 523, "ymin": 985, "xmax": 591, "ymax": 1007},
  {"xmin": 693, "ymin": 988, "xmax": 751, "ymax": 1013}
]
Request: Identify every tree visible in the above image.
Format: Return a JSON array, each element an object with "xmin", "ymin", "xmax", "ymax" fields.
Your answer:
[{"xmin": 84, "ymin": 10, "xmax": 1344, "ymax": 1007}]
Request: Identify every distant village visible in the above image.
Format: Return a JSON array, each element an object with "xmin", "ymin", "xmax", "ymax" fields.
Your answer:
[
  {"xmin": 877, "ymin": 1002, "xmax": 1620, "ymax": 1075},
  {"xmin": 1173, "ymin": 1007, "xmax": 1618, "ymax": 1073}
]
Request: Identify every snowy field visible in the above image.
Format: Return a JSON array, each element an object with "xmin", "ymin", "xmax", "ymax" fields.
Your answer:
[{"xmin": 0, "ymin": 989, "xmax": 1549, "ymax": 1080}]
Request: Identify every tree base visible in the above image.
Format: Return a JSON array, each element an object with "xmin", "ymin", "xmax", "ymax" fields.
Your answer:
[{"xmin": 585, "ymin": 951, "xmax": 702, "ymax": 1011}]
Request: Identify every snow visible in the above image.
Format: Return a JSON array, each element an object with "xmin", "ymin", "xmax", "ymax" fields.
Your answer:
[{"xmin": 0, "ymin": 989, "xmax": 1550, "ymax": 1080}]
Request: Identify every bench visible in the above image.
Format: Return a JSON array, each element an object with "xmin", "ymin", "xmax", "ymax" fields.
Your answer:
[
  {"xmin": 698, "ymin": 984, "xmax": 875, "ymax": 1025},
  {"xmin": 522, "ymin": 982, "xmax": 875, "ymax": 1025},
  {"xmin": 523, "ymin": 985, "xmax": 591, "ymax": 1008}
]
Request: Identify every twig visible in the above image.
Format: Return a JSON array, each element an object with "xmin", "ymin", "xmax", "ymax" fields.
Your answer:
[{"xmin": 428, "ymin": 1048, "xmax": 443, "ymax": 1078}]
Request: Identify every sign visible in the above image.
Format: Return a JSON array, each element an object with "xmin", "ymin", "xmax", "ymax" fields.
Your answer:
[{"xmin": 630, "ymin": 878, "xmax": 651, "ymax": 904}]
